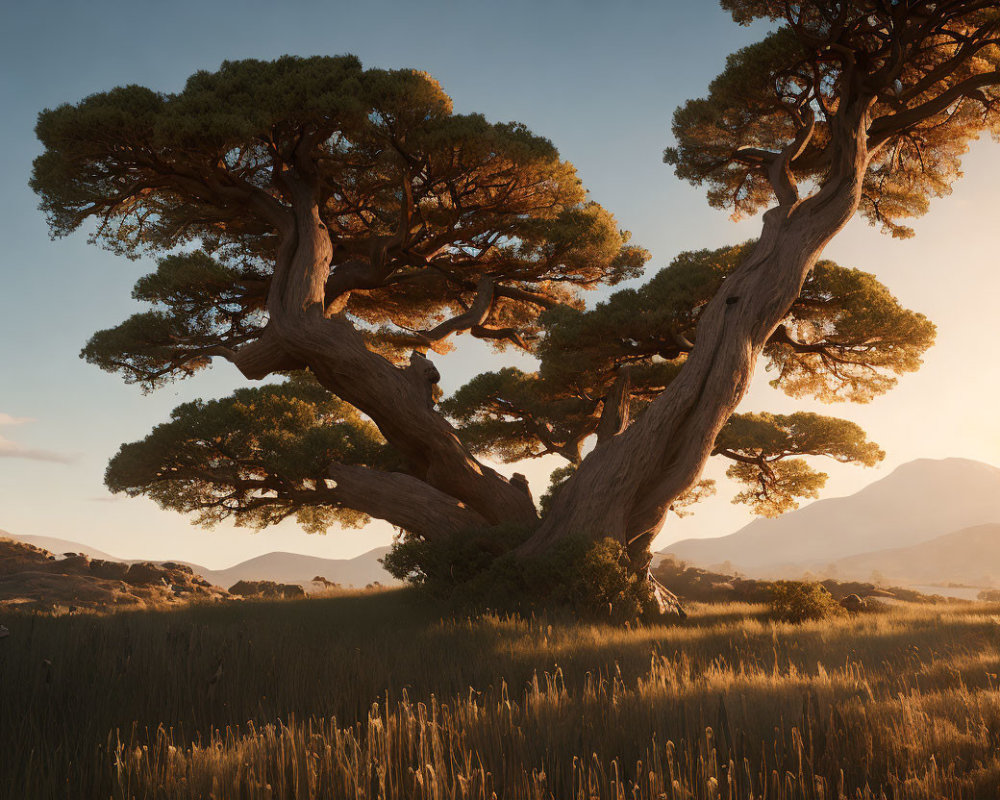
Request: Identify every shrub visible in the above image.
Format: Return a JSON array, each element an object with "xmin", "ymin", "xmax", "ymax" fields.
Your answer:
[
  {"xmin": 228, "ymin": 580, "xmax": 304, "ymax": 599},
  {"xmin": 383, "ymin": 528, "xmax": 657, "ymax": 623},
  {"xmin": 767, "ymin": 580, "xmax": 846, "ymax": 623},
  {"xmin": 547, "ymin": 537, "xmax": 656, "ymax": 621},
  {"xmin": 381, "ymin": 523, "xmax": 531, "ymax": 592}
]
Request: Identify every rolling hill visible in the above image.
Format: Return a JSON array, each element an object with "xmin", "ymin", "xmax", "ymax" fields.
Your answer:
[
  {"xmin": 4, "ymin": 533, "xmax": 120, "ymax": 562},
  {"xmin": 825, "ymin": 523, "xmax": 1000, "ymax": 587},
  {"xmin": 661, "ymin": 458, "xmax": 1000, "ymax": 576},
  {"xmin": 0, "ymin": 530, "xmax": 397, "ymax": 589},
  {"xmin": 193, "ymin": 547, "xmax": 397, "ymax": 588}
]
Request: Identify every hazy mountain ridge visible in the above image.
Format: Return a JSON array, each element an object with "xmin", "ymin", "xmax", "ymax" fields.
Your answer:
[
  {"xmin": 824, "ymin": 524, "xmax": 1000, "ymax": 587},
  {"xmin": 0, "ymin": 530, "xmax": 397, "ymax": 589},
  {"xmin": 661, "ymin": 458, "xmax": 1000, "ymax": 581},
  {"xmin": 196, "ymin": 547, "xmax": 397, "ymax": 589},
  {"xmin": 2, "ymin": 533, "xmax": 121, "ymax": 562}
]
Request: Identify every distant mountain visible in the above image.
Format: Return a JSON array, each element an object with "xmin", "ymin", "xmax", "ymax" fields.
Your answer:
[
  {"xmin": 6, "ymin": 534, "xmax": 121, "ymax": 562},
  {"xmin": 661, "ymin": 458, "xmax": 1000, "ymax": 575},
  {"xmin": 0, "ymin": 530, "xmax": 397, "ymax": 589},
  {"xmin": 194, "ymin": 547, "xmax": 397, "ymax": 589},
  {"xmin": 826, "ymin": 524, "xmax": 1000, "ymax": 587}
]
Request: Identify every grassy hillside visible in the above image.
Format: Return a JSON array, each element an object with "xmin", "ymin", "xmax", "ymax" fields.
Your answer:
[{"xmin": 3, "ymin": 591, "xmax": 1000, "ymax": 798}]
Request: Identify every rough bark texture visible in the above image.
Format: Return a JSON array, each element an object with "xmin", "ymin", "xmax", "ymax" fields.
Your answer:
[
  {"xmin": 233, "ymin": 174, "xmax": 538, "ymax": 529},
  {"xmin": 324, "ymin": 463, "xmax": 488, "ymax": 540}
]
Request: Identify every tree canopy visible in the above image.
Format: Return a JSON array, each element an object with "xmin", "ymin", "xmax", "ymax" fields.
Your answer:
[
  {"xmin": 35, "ymin": 57, "xmax": 644, "ymax": 391},
  {"xmin": 36, "ymin": 52, "xmax": 936, "ymax": 532}
]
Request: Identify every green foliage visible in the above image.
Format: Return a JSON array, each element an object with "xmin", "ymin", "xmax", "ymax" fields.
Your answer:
[
  {"xmin": 34, "ymin": 57, "xmax": 644, "ymax": 387},
  {"xmin": 385, "ymin": 530, "xmax": 655, "ymax": 622},
  {"xmin": 381, "ymin": 523, "xmax": 532, "ymax": 590},
  {"xmin": 767, "ymin": 580, "xmax": 846, "ymax": 623},
  {"xmin": 82, "ymin": 251, "xmax": 269, "ymax": 387},
  {"xmin": 665, "ymin": 28, "xmax": 807, "ymax": 218},
  {"xmin": 440, "ymin": 369, "xmax": 596, "ymax": 463},
  {"xmin": 105, "ymin": 374, "xmax": 387, "ymax": 532},
  {"xmin": 717, "ymin": 412, "xmax": 884, "ymax": 467},
  {"xmin": 548, "ymin": 537, "xmax": 656, "ymax": 621},
  {"xmin": 727, "ymin": 459, "xmax": 827, "ymax": 517},
  {"xmin": 715, "ymin": 411, "xmax": 884, "ymax": 516},
  {"xmin": 539, "ymin": 464, "xmax": 577, "ymax": 515},
  {"xmin": 767, "ymin": 262, "xmax": 936, "ymax": 402}
]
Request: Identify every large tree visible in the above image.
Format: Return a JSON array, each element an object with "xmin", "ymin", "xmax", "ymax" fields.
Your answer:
[{"xmin": 32, "ymin": 2, "xmax": 999, "ymax": 610}]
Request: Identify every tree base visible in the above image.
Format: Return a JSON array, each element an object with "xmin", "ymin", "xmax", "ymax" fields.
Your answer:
[
  {"xmin": 645, "ymin": 572, "xmax": 686, "ymax": 620},
  {"xmin": 384, "ymin": 530, "xmax": 687, "ymax": 624}
]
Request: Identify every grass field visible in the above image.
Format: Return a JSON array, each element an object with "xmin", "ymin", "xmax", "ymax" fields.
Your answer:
[{"xmin": 4, "ymin": 590, "xmax": 1000, "ymax": 799}]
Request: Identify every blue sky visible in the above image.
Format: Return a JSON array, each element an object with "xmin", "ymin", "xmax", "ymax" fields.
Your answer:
[{"xmin": 2, "ymin": 1, "xmax": 999, "ymax": 568}]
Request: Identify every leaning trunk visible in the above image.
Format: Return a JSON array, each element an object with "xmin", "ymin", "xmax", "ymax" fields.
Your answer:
[{"xmin": 522, "ymin": 123, "xmax": 871, "ymax": 562}]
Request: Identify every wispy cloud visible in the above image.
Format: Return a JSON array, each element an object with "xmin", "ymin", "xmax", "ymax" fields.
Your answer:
[{"xmin": 0, "ymin": 412, "xmax": 75, "ymax": 464}]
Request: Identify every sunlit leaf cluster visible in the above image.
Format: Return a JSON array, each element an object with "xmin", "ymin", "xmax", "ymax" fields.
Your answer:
[{"xmin": 715, "ymin": 411, "xmax": 884, "ymax": 516}]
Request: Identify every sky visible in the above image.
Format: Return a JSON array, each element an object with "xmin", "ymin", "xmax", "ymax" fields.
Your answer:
[{"xmin": 2, "ymin": 1, "xmax": 999, "ymax": 570}]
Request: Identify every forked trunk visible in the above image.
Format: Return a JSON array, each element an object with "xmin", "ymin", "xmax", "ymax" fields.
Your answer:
[{"xmin": 245, "ymin": 186, "xmax": 537, "ymax": 528}]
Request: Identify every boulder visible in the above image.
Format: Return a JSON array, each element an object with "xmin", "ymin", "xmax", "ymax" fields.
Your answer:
[
  {"xmin": 840, "ymin": 593, "xmax": 865, "ymax": 613},
  {"xmin": 89, "ymin": 559, "xmax": 129, "ymax": 580},
  {"xmin": 125, "ymin": 562, "xmax": 167, "ymax": 585}
]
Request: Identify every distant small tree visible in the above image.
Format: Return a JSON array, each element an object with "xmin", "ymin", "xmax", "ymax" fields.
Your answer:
[{"xmin": 32, "ymin": 2, "xmax": 1000, "ymax": 613}]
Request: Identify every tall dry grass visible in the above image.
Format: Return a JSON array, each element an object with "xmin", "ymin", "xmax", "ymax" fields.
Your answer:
[{"xmin": 3, "ymin": 591, "xmax": 1000, "ymax": 798}]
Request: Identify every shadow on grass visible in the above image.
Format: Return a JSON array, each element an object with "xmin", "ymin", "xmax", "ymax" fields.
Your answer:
[{"xmin": 3, "ymin": 589, "xmax": 1000, "ymax": 798}]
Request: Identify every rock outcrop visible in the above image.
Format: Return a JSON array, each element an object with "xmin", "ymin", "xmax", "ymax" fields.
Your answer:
[{"xmin": 0, "ymin": 538, "xmax": 229, "ymax": 611}]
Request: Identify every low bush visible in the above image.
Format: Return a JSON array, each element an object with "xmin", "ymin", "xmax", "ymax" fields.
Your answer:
[
  {"xmin": 767, "ymin": 580, "xmax": 846, "ymax": 623},
  {"xmin": 228, "ymin": 580, "xmax": 305, "ymax": 599},
  {"xmin": 383, "ymin": 528, "xmax": 656, "ymax": 622}
]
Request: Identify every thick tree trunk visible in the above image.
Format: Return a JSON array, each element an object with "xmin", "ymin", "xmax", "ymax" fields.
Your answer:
[
  {"xmin": 521, "ymin": 123, "xmax": 871, "ymax": 561},
  {"xmin": 324, "ymin": 463, "xmax": 488, "ymax": 539},
  {"xmin": 280, "ymin": 312, "xmax": 537, "ymax": 525},
  {"xmin": 239, "ymin": 180, "xmax": 537, "ymax": 528}
]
